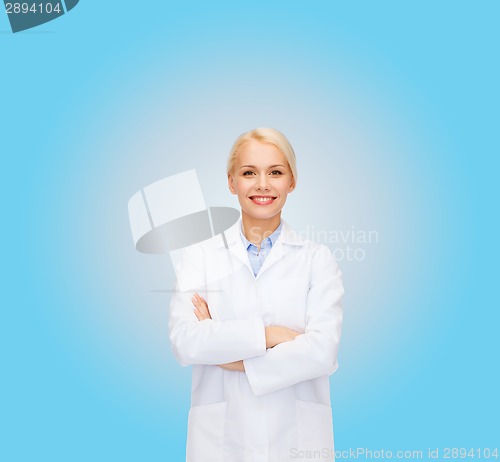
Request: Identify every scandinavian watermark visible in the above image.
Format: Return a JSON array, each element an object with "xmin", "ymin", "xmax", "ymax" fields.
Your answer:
[{"xmin": 298, "ymin": 225, "xmax": 379, "ymax": 262}]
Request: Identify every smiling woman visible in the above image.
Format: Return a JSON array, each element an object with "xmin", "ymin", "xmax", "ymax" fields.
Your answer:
[
  {"xmin": 168, "ymin": 128, "xmax": 344, "ymax": 462},
  {"xmin": 228, "ymin": 131, "xmax": 296, "ymax": 245}
]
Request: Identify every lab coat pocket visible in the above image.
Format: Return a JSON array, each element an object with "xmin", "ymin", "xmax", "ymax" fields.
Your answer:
[
  {"xmin": 296, "ymin": 400, "xmax": 334, "ymax": 459},
  {"xmin": 186, "ymin": 401, "xmax": 227, "ymax": 462}
]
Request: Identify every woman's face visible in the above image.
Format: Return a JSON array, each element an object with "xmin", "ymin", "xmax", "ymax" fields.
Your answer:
[{"xmin": 228, "ymin": 139, "xmax": 295, "ymax": 225}]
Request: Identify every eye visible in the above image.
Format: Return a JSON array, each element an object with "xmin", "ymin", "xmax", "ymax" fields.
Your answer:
[
  {"xmin": 242, "ymin": 170, "xmax": 255, "ymax": 176},
  {"xmin": 270, "ymin": 170, "xmax": 283, "ymax": 175}
]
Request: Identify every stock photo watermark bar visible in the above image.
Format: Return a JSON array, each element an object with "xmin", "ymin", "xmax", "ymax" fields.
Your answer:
[
  {"xmin": 3, "ymin": 0, "xmax": 79, "ymax": 33},
  {"xmin": 290, "ymin": 447, "xmax": 499, "ymax": 460}
]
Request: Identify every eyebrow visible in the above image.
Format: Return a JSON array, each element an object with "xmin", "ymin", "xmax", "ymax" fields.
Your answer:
[{"xmin": 239, "ymin": 164, "xmax": 286, "ymax": 169}]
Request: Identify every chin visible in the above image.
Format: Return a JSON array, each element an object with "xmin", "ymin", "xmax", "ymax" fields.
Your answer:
[{"xmin": 244, "ymin": 209, "xmax": 282, "ymax": 222}]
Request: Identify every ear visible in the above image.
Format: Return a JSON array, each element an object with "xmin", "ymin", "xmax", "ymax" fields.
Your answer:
[
  {"xmin": 228, "ymin": 174, "xmax": 237, "ymax": 195},
  {"xmin": 288, "ymin": 176, "xmax": 296, "ymax": 193}
]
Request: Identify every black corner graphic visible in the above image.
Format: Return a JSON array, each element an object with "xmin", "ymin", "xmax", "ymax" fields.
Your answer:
[
  {"xmin": 64, "ymin": 0, "xmax": 78, "ymax": 12},
  {"xmin": 4, "ymin": 0, "xmax": 79, "ymax": 33}
]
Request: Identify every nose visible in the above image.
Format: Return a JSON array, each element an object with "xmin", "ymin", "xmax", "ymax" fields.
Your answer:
[{"xmin": 256, "ymin": 174, "xmax": 270, "ymax": 191}]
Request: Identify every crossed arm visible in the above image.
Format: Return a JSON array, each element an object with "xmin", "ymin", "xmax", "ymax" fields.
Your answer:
[
  {"xmin": 191, "ymin": 292, "xmax": 300, "ymax": 371},
  {"xmin": 169, "ymin": 245, "xmax": 343, "ymax": 395}
]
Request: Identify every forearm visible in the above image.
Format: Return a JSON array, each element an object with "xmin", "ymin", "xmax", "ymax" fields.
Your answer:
[
  {"xmin": 170, "ymin": 316, "xmax": 267, "ymax": 365},
  {"xmin": 171, "ymin": 289, "xmax": 308, "ymax": 370},
  {"xmin": 244, "ymin": 329, "xmax": 341, "ymax": 396},
  {"xmin": 265, "ymin": 325, "xmax": 301, "ymax": 348},
  {"xmin": 216, "ymin": 326, "xmax": 300, "ymax": 371}
]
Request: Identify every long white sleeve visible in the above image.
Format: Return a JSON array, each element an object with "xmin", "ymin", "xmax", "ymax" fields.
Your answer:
[
  {"xmin": 168, "ymin": 244, "xmax": 267, "ymax": 366},
  {"xmin": 243, "ymin": 246, "xmax": 344, "ymax": 396}
]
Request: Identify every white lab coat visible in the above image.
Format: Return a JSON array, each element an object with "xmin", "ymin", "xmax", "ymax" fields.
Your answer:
[{"xmin": 169, "ymin": 219, "xmax": 344, "ymax": 462}]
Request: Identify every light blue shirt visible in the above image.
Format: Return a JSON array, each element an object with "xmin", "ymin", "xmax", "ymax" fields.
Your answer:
[{"xmin": 240, "ymin": 222, "xmax": 283, "ymax": 276}]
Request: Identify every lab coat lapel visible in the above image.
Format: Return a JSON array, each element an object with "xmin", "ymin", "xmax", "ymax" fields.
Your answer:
[
  {"xmin": 222, "ymin": 219, "xmax": 254, "ymax": 276},
  {"xmin": 256, "ymin": 220, "xmax": 302, "ymax": 278},
  {"xmin": 256, "ymin": 239, "xmax": 286, "ymax": 278},
  {"xmin": 228, "ymin": 242, "xmax": 253, "ymax": 275},
  {"xmin": 220, "ymin": 219, "xmax": 303, "ymax": 279}
]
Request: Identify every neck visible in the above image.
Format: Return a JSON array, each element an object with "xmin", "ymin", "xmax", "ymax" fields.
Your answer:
[{"xmin": 241, "ymin": 212, "xmax": 281, "ymax": 247}]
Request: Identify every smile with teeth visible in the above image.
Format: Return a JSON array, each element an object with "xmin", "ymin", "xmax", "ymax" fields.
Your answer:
[{"xmin": 249, "ymin": 195, "xmax": 277, "ymax": 205}]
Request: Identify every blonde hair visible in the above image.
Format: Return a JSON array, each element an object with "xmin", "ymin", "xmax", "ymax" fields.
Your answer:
[{"xmin": 227, "ymin": 127, "xmax": 298, "ymax": 183}]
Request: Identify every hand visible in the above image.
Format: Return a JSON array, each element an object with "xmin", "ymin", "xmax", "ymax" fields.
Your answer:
[
  {"xmin": 217, "ymin": 360, "xmax": 245, "ymax": 372},
  {"xmin": 191, "ymin": 293, "xmax": 212, "ymax": 321},
  {"xmin": 265, "ymin": 325, "xmax": 301, "ymax": 349}
]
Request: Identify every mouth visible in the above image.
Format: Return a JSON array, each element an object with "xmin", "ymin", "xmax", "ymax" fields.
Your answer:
[{"xmin": 249, "ymin": 195, "xmax": 277, "ymax": 205}]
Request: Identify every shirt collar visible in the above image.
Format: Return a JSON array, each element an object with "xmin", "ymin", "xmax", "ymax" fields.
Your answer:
[
  {"xmin": 240, "ymin": 221, "xmax": 283, "ymax": 250},
  {"xmin": 216, "ymin": 218, "xmax": 305, "ymax": 249}
]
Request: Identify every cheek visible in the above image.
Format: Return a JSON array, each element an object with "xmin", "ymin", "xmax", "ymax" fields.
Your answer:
[
  {"xmin": 229, "ymin": 177, "xmax": 242, "ymax": 194},
  {"xmin": 236, "ymin": 179, "xmax": 250, "ymax": 194},
  {"xmin": 277, "ymin": 179, "xmax": 293, "ymax": 195}
]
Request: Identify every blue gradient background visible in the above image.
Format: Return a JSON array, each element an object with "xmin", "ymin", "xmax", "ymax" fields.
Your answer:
[{"xmin": 1, "ymin": 1, "xmax": 498, "ymax": 461}]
